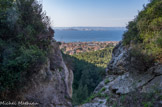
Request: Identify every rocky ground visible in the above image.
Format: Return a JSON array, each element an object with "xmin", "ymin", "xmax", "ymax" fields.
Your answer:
[{"xmin": 80, "ymin": 42, "xmax": 162, "ymax": 107}]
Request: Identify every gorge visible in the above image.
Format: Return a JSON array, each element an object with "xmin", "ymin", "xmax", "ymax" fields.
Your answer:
[{"xmin": 0, "ymin": 0, "xmax": 162, "ymax": 107}]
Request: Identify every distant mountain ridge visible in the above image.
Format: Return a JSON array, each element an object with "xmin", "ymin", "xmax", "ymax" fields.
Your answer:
[{"xmin": 54, "ymin": 27, "xmax": 126, "ymax": 31}]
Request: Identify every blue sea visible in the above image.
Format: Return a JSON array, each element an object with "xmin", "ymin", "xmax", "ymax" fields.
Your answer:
[{"xmin": 54, "ymin": 27, "xmax": 126, "ymax": 42}]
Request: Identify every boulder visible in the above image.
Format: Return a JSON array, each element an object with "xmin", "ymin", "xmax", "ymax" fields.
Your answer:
[
  {"xmin": 142, "ymin": 75, "xmax": 162, "ymax": 93},
  {"xmin": 110, "ymin": 72, "xmax": 154, "ymax": 94}
]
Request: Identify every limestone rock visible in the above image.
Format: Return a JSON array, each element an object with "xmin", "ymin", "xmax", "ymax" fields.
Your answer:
[
  {"xmin": 110, "ymin": 72, "xmax": 154, "ymax": 94},
  {"xmin": 106, "ymin": 42, "xmax": 130, "ymax": 75},
  {"xmin": 80, "ymin": 42, "xmax": 162, "ymax": 107},
  {"xmin": 154, "ymin": 65, "xmax": 162, "ymax": 75},
  {"xmin": 17, "ymin": 42, "xmax": 73, "ymax": 107},
  {"xmin": 94, "ymin": 75, "xmax": 117, "ymax": 93},
  {"xmin": 142, "ymin": 75, "xmax": 162, "ymax": 93}
]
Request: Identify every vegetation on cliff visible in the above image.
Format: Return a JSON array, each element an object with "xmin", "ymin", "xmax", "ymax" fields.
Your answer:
[
  {"xmin": 0, "ymin": 0, "xmax": 53, "ymax": 95},
  {"xmin": 123, "ymin": 0, "xmax": 162, "ymax": 63},
  {"xmin": 79, "ymin": 0, "xmax": 162, "ymax": 106}
]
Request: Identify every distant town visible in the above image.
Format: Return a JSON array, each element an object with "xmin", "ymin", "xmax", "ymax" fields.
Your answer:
[{"xmin": 59, "ymin": 41, "xmax": 119, "ymax": 55}]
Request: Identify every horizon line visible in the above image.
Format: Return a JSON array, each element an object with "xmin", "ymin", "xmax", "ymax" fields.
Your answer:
[{"xmin": 52, "ymin": 26, "xmax": 126, "ymax": 28}]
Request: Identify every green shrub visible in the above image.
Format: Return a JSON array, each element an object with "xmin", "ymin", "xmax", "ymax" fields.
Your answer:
[
  {"xmin": 123, "ymin": 0, "xmax": 162, "ymax": 63},
  {"xmin": 142, "ymin": 102, "xmax": 153, "ymax": 107},
  {"xmin": 100, "ymin": 87, "xmax": 106, "ymax": 92},
  {"xmin": 130, "ymin": 46, "xmax": 155, "ymax": 68},
  {"xmin": 99, "ymin": 101, "xmax": 103, "ymax": 104},
  {"xmin": 83, "ymin": 91, "xmax": 107, "ymax": 104},
  {"xmin": 83, "ymin": 93, "xmax": 98, "ymax": 103},
  {"xmin": 104, "ymin": 79, "xmax": 110, "ymax": 84},
  {"xmin": 0, "ymin": 0, "xmax": 54, "ymax": 94}
]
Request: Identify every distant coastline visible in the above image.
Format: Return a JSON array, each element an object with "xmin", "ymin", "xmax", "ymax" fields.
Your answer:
[
  {"xmin": 54, "ymin": 27, "xmax": 125, "ymax": 43},
  {"xmin": 54, "ymin": 27, "xmax": 126, "ymax": 31}
]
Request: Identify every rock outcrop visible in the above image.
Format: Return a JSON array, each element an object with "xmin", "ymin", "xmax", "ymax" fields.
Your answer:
[
  {"xmin": 16, "ymin": 41, "xmax": 73, "ymax": 107},
  {"xmin": 80, "ymin": 42, "xmax": 162, "ymax": 107}
]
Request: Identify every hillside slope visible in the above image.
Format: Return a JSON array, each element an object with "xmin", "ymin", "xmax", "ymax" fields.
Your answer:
[
  {"xmin": 73, "ymin": 46, "xmax": 114, "ymax": 68},
  {"xmin": 80, "ymin": 0, "xmax": 162, "ymax": 106},
  {"xmin": 0, "ymin": 0, "xmax": 73, "ymax": 106},
  {"xmin": 62, "ymin": 47, "xmax": 114, "ymax": 105},
  {"xmin": 81, "ymin": 42, "xmax": 162, "ymax": 107}
]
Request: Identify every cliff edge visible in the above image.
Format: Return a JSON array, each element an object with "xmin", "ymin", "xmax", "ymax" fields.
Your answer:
[
  {"xmin": 80, "ymin": 42, "xmax": 162, "ymax": 107},
  {"xmin": 15, "ymin": 42, "xmax": 73, "ymax": 107},
  {"xmin": 80, "ymin": 0, "xmax": 162, "ymax": 106}
]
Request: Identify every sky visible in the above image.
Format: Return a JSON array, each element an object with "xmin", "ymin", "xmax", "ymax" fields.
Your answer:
[{"xmin": 42, "ymin": 0, "xmax": 150, "ymax": 27}]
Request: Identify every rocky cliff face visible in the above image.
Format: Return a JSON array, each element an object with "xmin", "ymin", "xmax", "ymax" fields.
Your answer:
[
  {"xmin": 16, "ymin": 41, "xmax": 73, "ymax": 107},
  {"xmin": 81, "ymin": 42, "xmax": 162, "ymax": 107}
]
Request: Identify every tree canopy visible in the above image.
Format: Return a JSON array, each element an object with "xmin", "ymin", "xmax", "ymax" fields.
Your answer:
[
  {"xmin": 63, "ymin": 46, "xmax": 114, "ymax": 105},
  {"xmin": 0, "ymin": 0, "xmax": 53, "ymax": 95},
  {"xmin": 123, "ymin": 0, "xmax": 162, "ymax": 63}
]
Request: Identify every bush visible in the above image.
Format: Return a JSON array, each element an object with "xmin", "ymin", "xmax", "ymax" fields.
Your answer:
[
  {"xmin": 0, "ymin": 0, "xmax": 54, "ymax": 94},
  {"xmin": 123, "ymin": 0, "xmax": 162, "ymax": 63},
  {"xmin": 104, "ymin": 79, "xmax": 110, "ymax": 84},
  {"xmin": 130, "ymin": 46, "xmax": 155, "ymax": 69}
]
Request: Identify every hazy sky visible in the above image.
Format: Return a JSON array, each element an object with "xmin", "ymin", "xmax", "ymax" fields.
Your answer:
[{"xmin": 42, "ymin": 0, "xmax": 149, "ymax": 27}]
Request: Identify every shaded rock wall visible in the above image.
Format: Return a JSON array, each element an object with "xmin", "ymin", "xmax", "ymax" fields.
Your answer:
[{"xmin": 16, "ymin": 41, "xmax": 73, "ymax": 107}]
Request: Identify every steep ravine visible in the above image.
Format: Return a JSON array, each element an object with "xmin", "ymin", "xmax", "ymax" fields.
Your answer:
[
  {"xmin": 12, "ymin": 41, "xmax": 73, "ymax": 107},
  {"xmin": 80, "ymin": 42, "xmax": 162, "ymax": 107}
]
